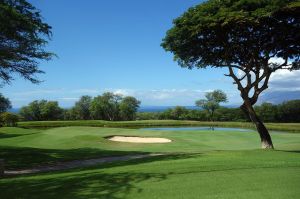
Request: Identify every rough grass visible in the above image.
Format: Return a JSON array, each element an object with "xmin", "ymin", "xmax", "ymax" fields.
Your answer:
[
  {"xmin": 0, "ymin": 126, "xmax": 300, "ymax": 198},
  {"xmin": 18, "ymin": 120, "xmax": 300, "ymax": 132}
]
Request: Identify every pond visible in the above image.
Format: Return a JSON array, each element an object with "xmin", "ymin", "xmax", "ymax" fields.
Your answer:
[{"xmin": 140, "ymin": 126, "xmax": 255, "ymax": 132}]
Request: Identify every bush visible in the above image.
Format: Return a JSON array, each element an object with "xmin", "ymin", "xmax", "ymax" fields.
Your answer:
[{"xmin": 0, "ymin": 112, "xmax": 19, "ymax": 127}]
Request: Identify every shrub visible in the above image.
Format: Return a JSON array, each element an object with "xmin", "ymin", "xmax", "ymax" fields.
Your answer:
[{"xmin": 0, "ymin": 112, "xmax": 19, "ymax": 127}]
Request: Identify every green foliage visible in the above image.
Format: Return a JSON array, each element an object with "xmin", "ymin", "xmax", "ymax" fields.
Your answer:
[
  {"xmin": 136, "ymin": 100, "xmax": 298, "ymax": 123},
  {"xmin": 0, "ymin": 0, "xmax": 54, "ymax": 84},
  {"xmin": 162, "ymin": 0, "xmax": 299, "ymax": 70},
  {"xmin": 196, "ymin": 90, "xmax": 227, "ymax": 121},
  {"xmin": 90, "ymin": 92, "xmax": 122, "ymax": 121},
  {"xmin": 255, "ymin": 102, "xmax": 278, "ymax": 122},
  {"xmin": 73, "ymin": 96, "xmax": 92, "ymax": 120},
  {"xmin": 0, "ymin": 112, "xmax": 19, "ymax": 126},
  {"xmin": 159, "ymin": 106, "xmax": 190, "ymax": 120},
  {"xmin": 277, "ymin": 100, "xmax": 300, "ymax": 122},
  {"xmin": 20, "ymin": 100, "xmax": 63, "ymax": 121},
  {"xmin": 63, "ymin": 108, "xmax": 78, "ymax": 120},
  {"xmin": 136, "ymin": 112, "xmax": 160, "ymax": 120},
  {"xmin": 89, "ymin": 92, "xmax": 140, "ymax": 121},
  {"xmin": 0, "ymin": 93, "xmax": 11, "ymax": 113},
  {"xmin": 119, "ymin": 96, "xmax": 141, "ymax": 121}
]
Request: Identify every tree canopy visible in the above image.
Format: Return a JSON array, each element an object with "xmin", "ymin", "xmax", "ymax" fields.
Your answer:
[
  {"xmin": 73, "ymin": 96, "xmax": 92, "ymax": 120},
  {"xmin": 20, "ymin": 100, "xmax": 63, "ymax": 121},
  {"xmin": 162, "ymin": 0, "xmax": 300, "ymax": 149},
  {"xmin": 0, "ymin": 93, "xmax": 11, "ymax": 113},
  {"xmin": 162, "ymin": 0, "xmax": 299, "ymax": 75},
  {"xmin": 196, "ymin": 90, "xmax": 227, "ymax": 122},
  {"xmin": 0, "ymin": 0, "xmax": 54, "ymax": 84}
]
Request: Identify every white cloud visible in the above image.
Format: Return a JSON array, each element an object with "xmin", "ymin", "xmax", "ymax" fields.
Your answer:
[
  {"xmin": 70, "ymin": 89, "xmax": 101, "ymax": 94},
  {"xmin": 112, "ymin": 89, "xmax": 134, "ymax": 96},
  {"xmin": 59, "ymin": 97, "xmax": 79, "ymax": 101},
  {"xmin": 269, "ymin": 69, "xmax": 300, "ymax": 91}
]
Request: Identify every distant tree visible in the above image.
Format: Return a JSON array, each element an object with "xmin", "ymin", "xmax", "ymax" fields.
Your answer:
[
  {"xmin": 136, "ymin": 112, "xmax": 160, "ymax": 120},
  {"xmin": 20, "ymin": 100, "xmax": 42, "ymax": 121},
  {"xmin": 119, "ymin": 96, "xmax": 140, "ymax": 121},
  {"xmin": 0, "ymin": 0, "xmax": 54, "ymax": 84},
  {"xmin": 171, "ymin": 106, "xmax": 189, "ymax": 120},
  {"xmin": 63, "ymin": 108, "xmax": 77, "ymax": 120},
  {"xmin": 73, "ymin": 96, "xmax": 92, "ymax": 120},
  {"xmin": 0, "ymin": 112, "xmax": 18, "ymax": 126},
  {"xmin": 0, "ymin": 93, "xmax": 11, "ymax": 113},
  {"xmin": 40, "ymin": 101, "xmax": 63, "ymax": 120},
  {"xmin": 255, "ymin": 103, "xmax": 278, "ymax": 122},
  {"xmin": 20, "ymin": 100, "xmax": 62, "ymax": 121},
  {"xmin": 186, "ymin": 109, "xmax": 208, "ymax": 121},
  {"xmin": 90, "ymin": 92, "xmax": 122, "ymax": 121},
  {"xmin": 162, "ymin": 0, "xmax": 300, "ymax": 149},
  {"xmin": 216, "ymin": 107, "xmax": 248, "ymax": 122},
  {"xmin": 277, "ymin": 100, "xmax": 300, "ymax": 122},
  {"xmin": 196, "ymin": 90, "xmax": 227, "ymax": 122}
]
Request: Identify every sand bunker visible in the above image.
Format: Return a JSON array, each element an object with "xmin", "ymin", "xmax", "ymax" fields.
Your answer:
[{"xmin": 108, "ymin": 136, "xmax": 172, "ymax": 143}]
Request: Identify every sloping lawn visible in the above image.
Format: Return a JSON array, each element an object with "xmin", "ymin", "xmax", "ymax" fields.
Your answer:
[{"xmin": 0, "ymin": 126, "xmax": 299, "ymax": 198}]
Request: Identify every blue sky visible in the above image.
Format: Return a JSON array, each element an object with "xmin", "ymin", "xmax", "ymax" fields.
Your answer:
[{"xmin": 1, "ymin": 0, "xmax": 299, "ymax": 108}]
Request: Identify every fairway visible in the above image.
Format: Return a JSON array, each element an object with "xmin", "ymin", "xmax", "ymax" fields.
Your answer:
[{"xmin": 0, "ymin": 126, "xmax": 300, "ymax": 198}]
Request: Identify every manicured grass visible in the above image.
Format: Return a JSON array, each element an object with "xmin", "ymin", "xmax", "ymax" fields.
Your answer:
[
  {"xmin": 0, "ymin": 126, "xmax": 300, "ymax": 169},
  {"xmin": 0, "ymin": 126, "xmax": 300, "ymax": 198},
  {"xmin": 0, "ymin": 150, "xmax": 300, "ymax": 199},
  {"xmin": 18, "ymin": 120, "xmax": 300, "ymax": 132}
]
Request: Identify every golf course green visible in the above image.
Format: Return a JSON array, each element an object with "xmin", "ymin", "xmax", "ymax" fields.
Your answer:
[{"xmin": 0, "ymin": 125, "xmax": 300, "ymax": 198}]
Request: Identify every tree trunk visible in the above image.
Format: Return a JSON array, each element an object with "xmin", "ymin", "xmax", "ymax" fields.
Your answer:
[{"xmin": 240, "ymin": 103, "xmax": 274, "ymax": 149}]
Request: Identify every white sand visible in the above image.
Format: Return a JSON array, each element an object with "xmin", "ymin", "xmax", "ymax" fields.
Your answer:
[{"xmin": 108, "ymin": 136, "xmax": 172, "ymax": 143}]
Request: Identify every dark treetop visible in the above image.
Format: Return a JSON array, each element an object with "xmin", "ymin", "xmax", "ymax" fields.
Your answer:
[{"xmin": 0, "ymin": 0, "xmax": 54, "ymax": 84}]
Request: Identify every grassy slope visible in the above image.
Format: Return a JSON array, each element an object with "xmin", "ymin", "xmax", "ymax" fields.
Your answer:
[
  {"xmin": 0, "ymin": 127, "xmax": 300, "ymax": 198},
  {"xmin": 18, "ymin": 120, "xmax": 300, "ymax": 132},
  {"xmin": 0, "ymin": 126, "xmax": 300, "ymax": 169}
]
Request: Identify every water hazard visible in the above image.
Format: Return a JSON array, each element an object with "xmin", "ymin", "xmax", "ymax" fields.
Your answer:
[{"xmin": 141, "ymin": 126, "xmax": 254, "ymax": 132}]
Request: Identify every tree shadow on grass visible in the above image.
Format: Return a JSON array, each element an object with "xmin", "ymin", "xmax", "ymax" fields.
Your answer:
[
  {"xmin": 0, "ymin": 146, "xmax": 147, "ymax": 170},
  {"xmin": 0, "ymin": 133, "xmax": 23, "ymax": 139},
  {"xmin": 0, "ymin": 154, "xmax": 196, "ymax": 199},
  {"xmin": 275, "ymin": 150, "xmax": 300, "ymax": 154},
  {"xmin": 0, "ymin": 145, "xmax": 199, "ymax": 170},
  {"xmin": 0, "ymin": 171, "xmax": 166, "ymax": 199}
]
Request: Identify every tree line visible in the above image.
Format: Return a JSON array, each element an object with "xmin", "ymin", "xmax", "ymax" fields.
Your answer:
[
  {"xmin": 137, "ymin": 100, "xmax": 300, "ymax": 123},
  {"xmin": 19, "ymin": 92, "xmax": 140, "ymax": 121},
  {"xmin": 0, "ymin": 91, "xmax": 299, "ymax": 123}
]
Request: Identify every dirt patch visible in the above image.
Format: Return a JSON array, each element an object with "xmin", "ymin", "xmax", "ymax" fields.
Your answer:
[{"xmin": 108, "ymin": 136, "xmax": 172, "ymax": 143}]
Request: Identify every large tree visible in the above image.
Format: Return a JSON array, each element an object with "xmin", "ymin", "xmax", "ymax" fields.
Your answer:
[
  {"xmin": 162, "ymin": 0, "xmax": 300, "ymax": 149},
  {"xmin": 90, "ymin": 92, "xmax": 122, "ymax": 121},
  {"xmin": 0, "ymin": 93, "xmax": 11, "ymax": 113},
  {"xmin": 119, "ymin": 96, "xmax": 141, "ymax": 121},
  {"xmin": 73, "ymin": 96, "xmax": 92, "ymax": 120},
  {"xmin": 0, "ymin": 0, "xmax": 53, "ymax": 84},
  {"xmin": 196, "ymin": 90, "xmax": 227, "ymax": 122},
  {"xmin": 20, "ymin": 100, "xmax": 63, "ymax": 121}
]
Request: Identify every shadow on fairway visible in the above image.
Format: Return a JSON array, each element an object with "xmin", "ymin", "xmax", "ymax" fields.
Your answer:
[
  {"xmin": 276, "ymin": 150, "xmax": 300, "ymax": 154},
  {"xmin": 0, "ymin": 145, "xmax": 198, "ymax": 170},
  {"xmin": 0, "ymin": 146, "xmax": 148, "ymax": 170},
  {"xmin": 0, "ymin": 154, "xmax": 195, "ymax": 199}
]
